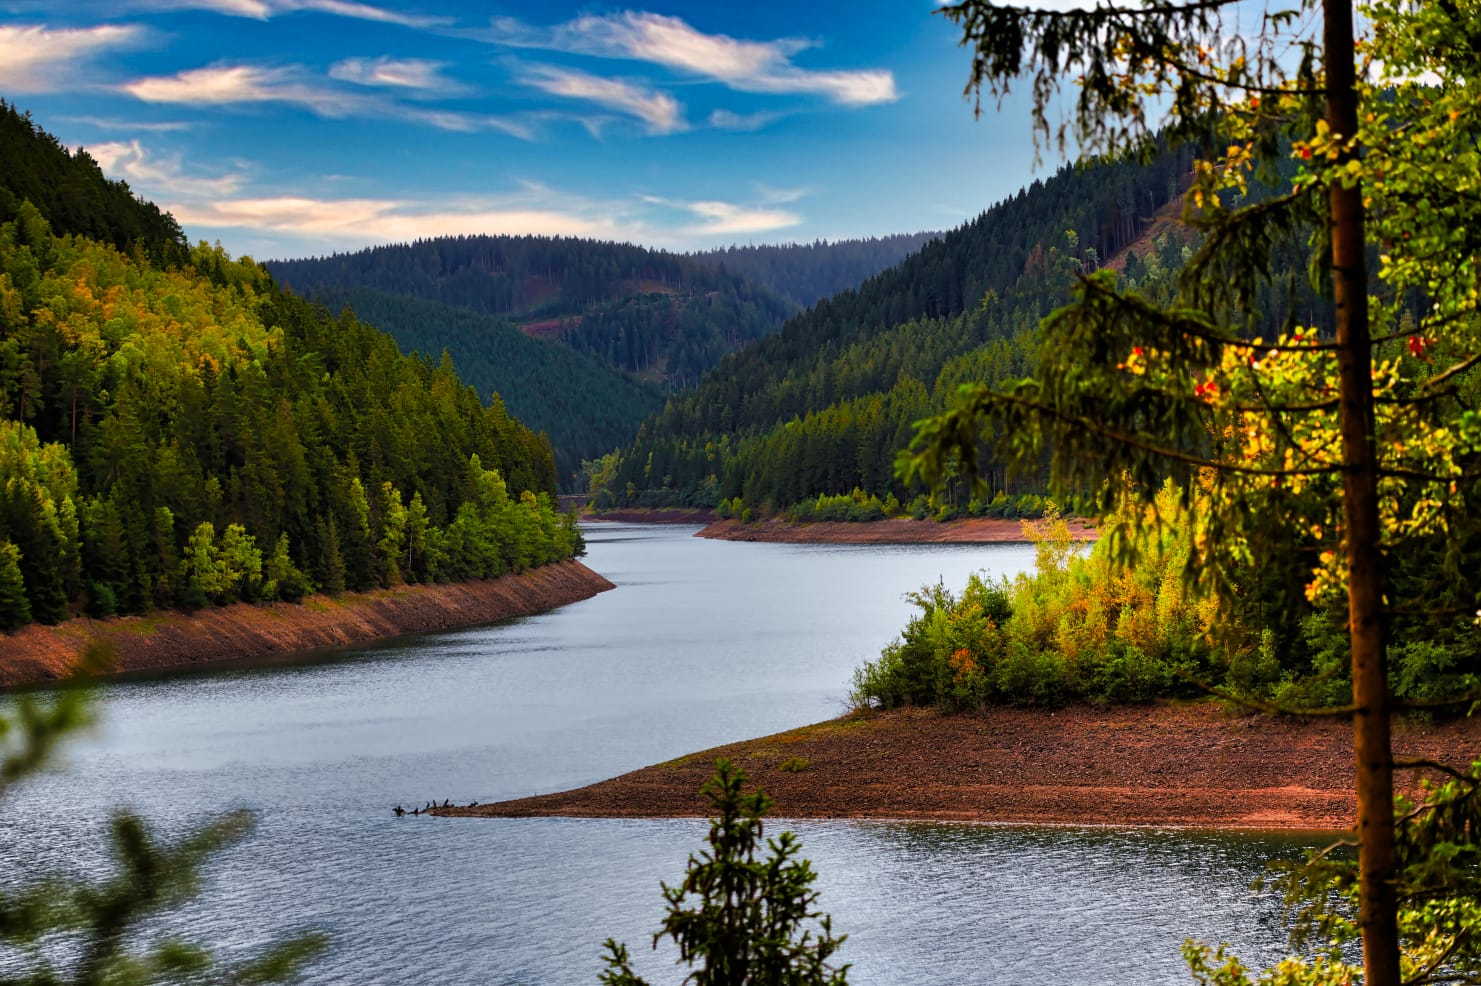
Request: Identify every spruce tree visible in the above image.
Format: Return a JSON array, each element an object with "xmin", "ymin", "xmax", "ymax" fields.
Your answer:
[{"xmin": 0, "ymin": 540, "xmax": 32, "ymax": 631}]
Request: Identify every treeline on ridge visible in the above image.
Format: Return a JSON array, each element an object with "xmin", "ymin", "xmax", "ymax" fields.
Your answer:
[
  {"xmin": 0, "ymin": 105, "xmax": 581, "ymax": 630},
  {"xmin": 304, "ymin": 286, "xmax": 664, "ymax": 484},
  {"xmin": 591, "ymin": 142, "xmax": 1201, "ymax": 515},
  {"xmin": 267, "ymin": 236, "xmax": 796, "ymax": 389},
  {"xmin": 691, "ymin": 233, "xmax": 941, "ymax": 309}
]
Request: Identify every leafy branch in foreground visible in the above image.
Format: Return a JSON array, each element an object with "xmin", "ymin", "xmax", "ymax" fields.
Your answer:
[
  {"xmin": 0, "ymin": 646, "xmax": 327, "ymax": 984},
  {"xmin": 918, "ymin": 0, "xmax": 1481, "ymax": 983},
  {"xmin": 600, "ymin": 758, "xmax": 849, "ymax": 986},
  {"xmin": 1186, "ymin": 759, "xmax": 1481, "ymax": 984}
]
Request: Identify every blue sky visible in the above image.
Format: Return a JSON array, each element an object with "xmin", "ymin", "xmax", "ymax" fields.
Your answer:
[{"xmin": 1, "ymin": 1, "xmax": 1064, "ymax": 260}]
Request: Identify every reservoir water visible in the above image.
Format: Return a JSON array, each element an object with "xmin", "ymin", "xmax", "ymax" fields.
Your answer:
[{"xmin": 1, "ymin": 523, "xmax": 1312, "ymax": 983}]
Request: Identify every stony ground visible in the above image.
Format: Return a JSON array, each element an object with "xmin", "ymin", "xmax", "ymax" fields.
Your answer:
[
  {"xmin": 441, "ymin": 703, "xmax": 1481, "ymax": 831},
  {"xmin": 0, "ymin": 560, "xmax": 614, "ymax": 687}
]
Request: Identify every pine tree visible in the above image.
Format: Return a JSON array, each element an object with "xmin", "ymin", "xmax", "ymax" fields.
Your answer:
[{"xmin": 0, "ymin": 540, "xmax": 31, "ymax": 631}]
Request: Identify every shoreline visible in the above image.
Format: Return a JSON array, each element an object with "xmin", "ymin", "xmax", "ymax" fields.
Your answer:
[
  {"xmin": 0, "ymin": 559, "xmax": 615, "ymax": 688},
  {"xmin": 696, "ymin": 516, "xmax": 1097, "ymax": 545},
  {"xmin": 439, "ymin": 704, "xmax": 1481, "ymax": 831}
]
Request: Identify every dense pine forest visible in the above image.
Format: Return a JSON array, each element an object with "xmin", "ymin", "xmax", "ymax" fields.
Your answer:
[
  {"xmin": 690, "ymin": 234, "xmax": 941, "ymax": 309},
  {"xmin": 267, "ymin": 237, "xmax": 796, "ymax": 389},
  {"xmin": 301, "ymin": 286, "xmax": 663, "ymax": 484},
  {"xmin": 592, "ymin": 143, "xmax": 1198, "ymax": 516},
  {"xmin": 0, "ymin": 105, "xmax": 581, "ymax": 630},
  {"xmin": 269, "ymin": 234, "xmax": 939, "ymax": 486}
]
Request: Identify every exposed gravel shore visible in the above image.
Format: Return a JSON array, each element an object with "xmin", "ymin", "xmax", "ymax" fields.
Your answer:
[
  {"xmin": 441, "ymin": 704, "xmax": 1481, "ymax": 831},
  {"xmin": 0, "ymin": 559, "xmax": 614, "ymax": 687}
]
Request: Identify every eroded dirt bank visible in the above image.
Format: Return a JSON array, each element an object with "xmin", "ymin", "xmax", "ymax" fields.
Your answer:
[
  {"xmin": 0, "ymin": 560, "xmax": 614, "ymax": 687},
  {"xmin": 443, "ymin": 704, "xmax": 1481, "ymax": 830},
  {"xmin": 697, "ymin": 516, "xmax": 1096, "ymax": 544}
]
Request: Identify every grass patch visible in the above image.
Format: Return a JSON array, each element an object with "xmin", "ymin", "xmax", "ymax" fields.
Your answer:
[{"xmin": 777, "ymin": 756, "xmax": 811, "ymax": 773}]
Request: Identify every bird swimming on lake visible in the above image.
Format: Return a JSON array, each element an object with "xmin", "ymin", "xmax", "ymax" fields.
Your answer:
[{"xmin": 393, "ymin": 805, "xmax": 405, "ymax": 816}]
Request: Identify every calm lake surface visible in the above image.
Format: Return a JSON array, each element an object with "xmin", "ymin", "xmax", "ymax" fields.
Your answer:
[{"xmin": 0, "ymin": 523, "xmax": 1313, "ymax": 984}]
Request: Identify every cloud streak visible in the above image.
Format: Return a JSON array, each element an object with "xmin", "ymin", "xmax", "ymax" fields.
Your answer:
[
  {"xmin": 0, "ymin": 23, "xmax": 147, "ymax": 93},
  {"xmin": 120, "ymin": 63, "xmax": 532, "ymax": 137},
  {"xmin": 519, "ymin": 64, "xmax": 684, "ymax": 134},
  {"xmin": 86, "ymin": 139, "xmax": 247, "ymax": 198},
  {"xmin": 641, "ymin": 194, "xmax": 801, "ymax": 237},
  {"xmin": 488, "ymin": 12, "xmax": 897, "ymax": 107},
  {"xmin": 329, "ymin": 57, "xmax": 461, "ymax": 92},
  {"xmin": 135, "ymin": 0, "xmax": 450, "ymax": 29},
  {"xmin": 170, "ymin": 196, "xmax": 623, "ymax": 243}
]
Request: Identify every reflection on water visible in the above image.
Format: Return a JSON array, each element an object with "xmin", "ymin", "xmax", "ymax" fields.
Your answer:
[{"xmin": 0, "ymin": 524, "xmax": 1314, "ymax": 984}]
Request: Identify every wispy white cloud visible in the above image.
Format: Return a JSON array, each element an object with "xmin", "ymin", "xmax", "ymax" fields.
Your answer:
[
  {"xmin": 486, "ymin": 12, "xmax": 898, "ymax": 107},
  {"xmin": 87, "ymin": 139, "xmax": 247, "ymax": 198},
  {"xmin": 753, "ymin": 183, "xmax": 810, "ymax": 205},
  {"xmin": 120, "ymin": 63, "xmax": 532, "ymax": 137},
  {"xmin": 60, "ymin": 115, "xmax": 194, "ymax": 133},
  {"xmin": 641, "ymin": 194, "xmax": 801, "ymax": 237},
  {"xmin": 134, "ymin": 0, "xmax": 450, "ymax": 29},
  {"xmin": 171, "ymin": 196, "xmax": 624, "ymax": 242},
  {"xmin": 122, "ymin": 64, "xmax": 366, "ymax": 114},
  {"xmin": 708, "ymin": 108, "xmax": 781, "ymax": 132},
  {"xmin": 0, "ymin": 23, "xmax": 147, "ymax": 93},
  {"xmin": 519, "ymin": 64, "xmax": 684, "ymax": 135},
  {"xmin": 329, "ymin": 56, "xmax": 461, "ymax": 92}
]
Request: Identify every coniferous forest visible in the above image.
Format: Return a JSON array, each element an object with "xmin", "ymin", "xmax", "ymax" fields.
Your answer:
[
  {"xmin": 591, "ymin": 143, "xmax": 1198, "ymax": 515},
  {"xmin": 0, "ymin": 104, "xmax": 581, "ymax": 630}
]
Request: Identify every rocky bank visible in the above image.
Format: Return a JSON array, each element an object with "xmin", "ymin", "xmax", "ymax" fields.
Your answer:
[{"xmin": 0, "ymin": 559, "xmax": 614, "ymax": 687}]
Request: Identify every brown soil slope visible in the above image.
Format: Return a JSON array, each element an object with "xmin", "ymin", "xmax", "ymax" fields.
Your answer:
[
  {"xmin": 698, "ymin": 517, "xmax": 1096, "ymax": 545},
  {"xmin": 444, "ymin": 704, "xmax": 1481, "ymax": 830},
  {"xmin": 0, "ymin": 560, "xmax": 614, "ymax": 687}
]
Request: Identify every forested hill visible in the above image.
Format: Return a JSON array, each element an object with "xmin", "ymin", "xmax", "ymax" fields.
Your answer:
[
  {"xmin": 304, "ymin": 286, "xmax": 663, "ymax": 484},
  {"xmin": 688, "ymin": 234, "xmax": 941, "ymax": 309},
  {"xmin": 267, "ymin": 237, "xmax": 796, "ymax": 389},
  {"xmin": 0, "ymin": 105, "xmax": 582, "ymax": 631},
  {"xmin": 0, "ymin": 103, "xmax": 187, "ymax": 269},
  {"xmin": 592, "ymin": 143, "xmax": 1197, "ymax": 516}
]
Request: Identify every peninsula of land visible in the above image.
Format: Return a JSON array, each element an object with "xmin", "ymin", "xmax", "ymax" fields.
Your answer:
[
  {"xmin": 0, "ymin": 560, "xmax": 614, "ymax": 688},
  {"xmin": 441, "ymin": 703, "xmax": 1481, "ymax": 831}
]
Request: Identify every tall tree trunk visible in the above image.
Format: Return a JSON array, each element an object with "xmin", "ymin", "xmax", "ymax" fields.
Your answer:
[{"xmin": 1324, "ymin": 1, "xmax": 1399, "ymax": 982}]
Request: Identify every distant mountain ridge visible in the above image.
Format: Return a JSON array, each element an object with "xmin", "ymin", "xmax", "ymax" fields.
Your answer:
[
  {"xmin": 594, "ymin": 142, "xmax": 1200, "ymax": 514},
  {"xmin": 690, "ymin": 234, "xmax": 942, "ymax": 309},
  {"xmin": 267, "ymin": 236, "xmax": 796, "ymax": 389},
  {"xmin": 265, "ymin": 231, "xmax": 941, "ymax": 486}
]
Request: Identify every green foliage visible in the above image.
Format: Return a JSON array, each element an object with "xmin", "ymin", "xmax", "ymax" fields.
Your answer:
[
  {"xmin": 852, "ymin": 496, "xmax": 1221, "ymax": 709},
  {"xmin": 0, "ymin": 539, "xmax": 30, "ymax": 629},
  {"xmin": 0, "ymin": 646, "xmax": 327, "ymax": 983},
  {"xmin": 1185, "ymin": 760, "xmax": 1481, "ymax": 985},
  {"xmin": 0, "ymin": 108, "xmax": 582, "ymax": 629},
  {"xmin": 600, "ymin": 759, "xmax": 848, "ymax": 986},
  {"xmin": 299, "ymin": 288, "xmax": 664, "ymax": 484},
  {"xmin": 268, "ymin": 236, "xmax": 797, "ymax": 392},
  {"xmin": 690, "ymin": 234, "xmax": 940, "ymax": 309},
  {"xmin": 597, "ymin": 143, "xmax": 1211, "ymax": 513},
  {"xmin": 0, "ymin": 102, "xmax": 187, "ymax": 268}
]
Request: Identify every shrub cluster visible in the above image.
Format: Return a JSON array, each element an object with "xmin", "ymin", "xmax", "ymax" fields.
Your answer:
[{"xmin": 851, "ymin": 496, "xmax": 1222, "ymax": 708}]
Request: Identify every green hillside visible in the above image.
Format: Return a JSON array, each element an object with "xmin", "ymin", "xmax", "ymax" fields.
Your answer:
[
  {"xmin": 0, "ymin": 105, "xmax": 581, "ymax": 629},
  {"xmin": 267, "ymin": 237, "xmax": 796, "ymax": 389},
  {"xmin": 689, "ymin": 234, "xmax": 941, "ymax": 309},
  {"xmin": 304, "ymin": 286, "xmax": 662, "ymax": 485},
  {"xmin": 593, "ymin": 144, "xmax": 1204, "ymax": 515}
]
